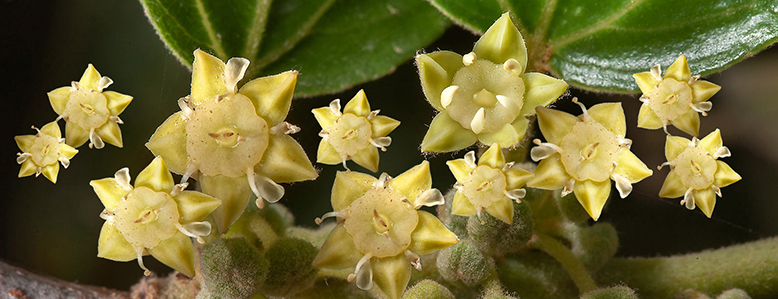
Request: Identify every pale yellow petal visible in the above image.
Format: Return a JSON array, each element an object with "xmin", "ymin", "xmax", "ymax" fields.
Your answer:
[
  {"xmin": 478, "ymin": 143, "xmax": 505, "ymax": 168},
  {"xmin": 573, "ymin": 179, "xmax": 612, "ymax": 221},
  {"xmin": 59, "ymin": 144, "xmax": 79, "ymax": 160},
  {"xmin": 149, "ymin": 231, "xmax": 196, "ymax": 277},
  {"xmin": 505, "ymin": 167, "xmax": 533, "ymax": 190},
  {"xmin": 536, "ymin": 107, "xmax": 577, "ymax": 145},
  {"xmin": 446, "ymin": 159, "xmax": 474, "ymax": 182},
  {"xmin": 201, "ymin": 174, "xmax": 252, "ymax": 233},
  {"xmin": 312, "ymin": 106, "xmax": 339, "ymax": 131},
  {"xmin": 451, "ymin": 191, "xmax": 477, "ymax": 216},
  {"xmin": 40, "ymin": 121, "xmax": 62, "ymax": 138},
  {"xmin": 632, "ymin": 72, "xmax": 659, "ymax": 94},
  {"xmin": 14, "ymin": 135, "xmax": 36, "ymax": 153},
  {"xmin": 473, "ymin": 12, "xmax": 527, "ymax": 71},
  {"xmin": 97, "ymin": 222, "xmax": 137, "ymax": 262},
  {"xmin": 191, "ymin": 49, "xmax": 226, "ymax": 106},
  {"xmin": 485, "ymin": 197, "xmax": 514, "ymax": 224},
  {"xmin": 478, "ymin": 123, "xmax": 521, "ymax": 149},
  {"xmin": 257, "ymin": 134, "xmax": 318, "ymax": 183},
  {"xmin": 665, "ymin": 135, "xmax": 690, "ymax": 161},
  {"xmin": 317, "ymin": 139, "xmax": 342, "ymax": 165},
  {"xmin": 614, "ymin": 150, "xmax": 652, "ymax": 183},
  {"xmin": 690, "ymin": 80, "xmax": 721, "ymax": 103},
  {"xmin": 421, "ymin": 111, "xmax": 477, "ymax": 153},
  {"xmin": 174, "ymin": 191, "xmax": 221, "ymax": 223},
  {"xmin": 369, "ymin": 115, "xmax": 400, "ymax": 138},
  {"xmin": 409, "ymin": 211, "xmax": 459, "ymax": 255},
  {"xmin": 665, "ymin": 54, "xmax": 691, "ymax": 82},
  {"xmin": 135, "ymin": 156, "xmax": 174, "ymax": 193},
  {"xmin": 78, "ymin": 64, "xmax": 102, "ymax": 91},
  {"xmin": 388, "ymin": 161, "xmax": 432, "ymax": 203},
  {"xmin": 47, "ymin": 86, "xmax": 71, "ymax": 115},
  {"xmin": 18, "ymin": 159, "xmax": 36, "ymax": 178},
  {"xmin": 90, "ymin": 178, "xmax": 125, "ymax": 210},
  {"xmin": 352, "ymin": 146, "xmax": 379, "ymax": 173},
  {"xmin": 145, "ymin": 112, "xmax": 189, "ymax": 174},
  {"xmin": 416, "ymin": 51, "xmax": 464, "ymax": 111},
  {"xmin": 659, "ymin": 171, "xmax": 686, "ymax": 198},
  {"xmin": 527, "ymin": 155, "xmax": 570, "ymax": 190},
  {"xmin": 587, "ymin": 103, "xmax": 626, "ymax": 136},
  {"xmin": 65, "ymin": 121, "xmax": 89, "ymax": 148},
  {"xmin": 699, "ymin": 129, "xmax": 722, "ymax": 155},
  {"xmin": 373, "ymin": 255, "xmax": 412, "ymax": 299},
  {"xmin": 332, "ymin": 171, "xmax": 376, "ymax": 211},
  {"xmin": 714, "ymin": 161, "xmax": 741, "ymax": 188},
  {"xmin": 240, "ymin": 70, "xmax": 297, "ymax": 126},
  {"xmin": 637, "ymin": 103, "xmax": 664, "ymax": 130},
  {"xmin": 519, "ymin": 73, "xmax": 568, "ymax": 117},
  {"xmin": 41, "ymin": 163, "xmax": 59, "ymax": 183},
  {"xmin": 671, "ymin": 109, "xmax": 700, "ymax": 137},
  {"xmin": 103, "ymin": 91, "xmax": 133, "ymax": 116},
  {"xmin": 96, "ymin": 121, "xmax": 123, "ymax": 148},
  {"xmin": 343, "ymin": 89, "xmax": 371, "ymax": 117},
  {"xmin": 312, "ymin": 224, "xmax": 362, "ymax": 269},
  {"xmin": 693, "ymin": 188, "xmax": 717, "ymax": 218}
]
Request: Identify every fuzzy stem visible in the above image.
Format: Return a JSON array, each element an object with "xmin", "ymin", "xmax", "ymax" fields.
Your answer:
[
  {"xmin": 250, "ymin": 216, "xmax": 279, "ymax": 248},
  {"xmin": 530, "ymin": 232, "xmax": 597, "ymax": 294},
  {"xmin": 595, "ymin": 237, "xmax": 778, "ymax": 299}
]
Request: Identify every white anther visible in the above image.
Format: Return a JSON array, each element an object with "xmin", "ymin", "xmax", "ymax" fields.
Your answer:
[
  {"xmin": 463, "ymin": 52, "xmax": 477, "ymax": 66},
  {"xmin": 502, "ymin": 161, "xmax": 515, "ymax": 172},
  {"xmin": 688, "ymin": 75, "xmax": 700, "ymax": 85},
  {"xmin": 375, "ymin": 173, "xmax": 391, "ymax": 189},
  {"xmin": 503, "ymin": 58, "xmax": 521, "ymax": 71},
  {"xmin": 59, "ymin": 157, "xmax": 71, "ymax": 168},
  {"xmin": 114, "ymin": 167, "xmax": 132, "ymax": 191},
  {"xmin": 682, "ymin": 188, "xmax": 695, "ymax": 210},
  {"xmin": 612, "ymin": 174, "xmax": 633, "ymax": 198},
  {"xmin": 99, "ymin": 210, "xmax": 115, "ymax": 222},
  {"xmin": 712, "ymin": 185, "xmax": 722, "ymax": 197},
  {"xmin": 370, "ymin": 137, "xmax": 392, "ymax": 151},
  {"xmin": 617, "ymin": 137, "xmax": 632, "ymax": 148},
  {"xmin": 224, "ymin": 57, "xmax": 250, "ymax": 94},
  {"xmin": 270, "ymin": 122, "xmax": 301, "ymax": 135},
  {"xmin": 16, "ymin": 153, "xmax": 30, "ymax": 164},
  {"xmin": 414, "ymin": 188, "xmax": 444, "ymax": 209},
  {"xmin": 690, "ymin": 101, "xmax": 713, "ymax": 116},
  {"xmin": 495, "ymin": 95, "xmax": 511, "ymax": 108},
  {"xmin": 689, "ymin": 137, "xmax": 700, "ymax": 147},
  {"xmin": 571, "ymin": 98, "xmax": 591, "ymax": 121},
  {"xmin": 97, "ymin": 76, "xmax": 114, "ymax": 92},
  {"xmin": 329, "ymin": 99, "xmax": 342, "ymax": 116},
  {"xmin": 650, "ymin": 64, "xmax": 662, "ymax": 81},
  {"xmin": 352, "ymin": 253, "xmax": 374, "ymax": 290},
  {"xmin": 35, "ymin": 167, "xmax": 42, "ymax": 177},
  {"xmin": 136, "ymin": 248, "xmax": 151, "ymax": 276},
  {"xmin": 109, "ymin": 115, "xmax": 124, "ymax": 124},
  {"xmin": 178, "ymin": 97, "xmax": 194, "ymax": 119},
  {"xmin": 657, "ymin": 161, "xmax": 673, "ymax": 170},
  {"xmin": 340, "ymin": 155, "xmax": 351, "ymax": 172},
  {"xmin": 368, "ymin": 110, "xmax": 380, "ymax": 120},
  {"xmin": 561, "ymin": 179, "xmax": 575, "ymax": 197},
  {"xmin": 464, "ymin": 151, "xmax": 477, "ymax": 169},
  {"xmin": 247, "ymin": 167, "xmax": 284, "ymax": 208},
  {"xmin": 530, "ymin": 139, "xmax": 563, "ymax": 162},
  {"xmin": 714, "ymin": 146, "xmax": 731, "ymax": 159},
  {"xmin": 314, "ymin": 211, "xmax": 345, "ymax": 225},
  {"xmin": 70, "ymin": 81, "xmax": 79, "ymax": 92},
  {"xmin": 405, "ymin": 250, "xmax": 422, "ymax": 271},
  {"xmin": 505, "ymin": 189, "xmax": 526, "ymax": 201},
  {"xmin": 89, "ymin": 128, "xmax": 104, "ymax": 149},
  {"xmin": 471, "ymin": 107, "xmax": 486, "ymax": 134},
  {"xmin": 177, "ymin": 222, "xmax": 212, "ymax": 244},
  {"xmin": 440, "ymin": 85, "xmax": 458, "ymax": 109},
  {"xmin": 170, "ymin": 182, "xmax": 188, "ymax": 197}
]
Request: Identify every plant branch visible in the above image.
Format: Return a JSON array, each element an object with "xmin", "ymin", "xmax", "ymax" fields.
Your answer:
[
  {"xmin": 0, "ymin": 259, "xmax": 129, "ymax": 299},
  {"xmin": 529, "ymin": 232, "xmax": 597, "ymax": 294}
]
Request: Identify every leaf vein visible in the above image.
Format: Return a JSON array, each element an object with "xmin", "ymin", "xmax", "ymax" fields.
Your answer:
[
  {"xmin": 194, "ymin": 0, "xmax": 227, "ymax": 58},
  {"xmin": 549, "ymin": 0, "xmax": 645, "ymax": 49}
]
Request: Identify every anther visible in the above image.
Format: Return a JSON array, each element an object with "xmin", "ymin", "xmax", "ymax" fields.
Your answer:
[
  {"xmin": 440, "ymin": 86, "xmax": 458, "ymax": 109},
  {"xmin": 329, "ymin": 99, "xmax": 342, "ymax": 116},
  {"xmin": 650, "ymin": 64, "xmax": 662, "ymax": 81},
  {"xmin": 463, "ymin": 52, "xmax": 477, "ymax": 66}
]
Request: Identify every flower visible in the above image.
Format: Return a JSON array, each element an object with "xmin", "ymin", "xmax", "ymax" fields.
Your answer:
[
  {"xmin": 415, "ymin": 12, "xmax": 568, "ymax": 152},
  {"xmin": 633, "ymin": 54, "xmax": 721, "ymax": 136},
  {"xmin": 91, "ymin": 156, "xmax": 221, "ymax": 277},
  {"xmin": 446, "ymin": 142, "xmax": 533, "ymax": 224},
  {"xmin": 312, "ymin": 161, "xmax": 459, "ymax": 299},
  {"xmin": 312, "ymin": 89, "xmax": 400, "ymax": 172},
  {"xmin": 15, "ymin": 121, "xmax": 78, "ymax": 183},
  {"xmin": 658, "ymin": 129, "xmax": 741, "ymax": 218},
  {"xmin": 47, "ymin": 64, "xmax": 133, "ymax": 149},
  {"xmin": 527, "ymin": 99, "xmax": 653, "ymax": 221},
  {"xmin": 146, "ymin": 49, "xmax": 318, "ymax": 232}
]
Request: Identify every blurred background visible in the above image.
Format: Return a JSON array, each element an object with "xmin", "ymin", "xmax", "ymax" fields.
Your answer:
[{"xmin": 1, "ymin": 0, "xmax": 776, "ymax": 291}]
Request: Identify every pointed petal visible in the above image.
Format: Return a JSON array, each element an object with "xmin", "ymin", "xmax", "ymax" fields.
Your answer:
[
  {"xmin": 79, "ymin": 64, "xmax": 102, "ymax": 91},
  {"xmin": 373, "ymin": 255, "xmax": 412, "ymax": 299},
  {"xmin": 40, "ymin": 121, "xmax": 62, "ymax": 138},
  {"xmin": 48, "ymin": 86, "xmax": 71, "ymax": 115},
  {"xmin": 135, "ymin": 156, "xmax": 175, "ymax": 193},
  {"xmin": 240, "ymin": 70, "xmax": 297, "ymax": 126},
  {"xmin": 633, "ymin": 72, "xmax": 660, "ymax": 94},
  {"xmin": 149, "ymin": 231, "xmax": 196, "ymax": 277},
  {"xmin": 693, "ymin": 188, "xmax": 717, "ymax": 218},
  {"xmin": 478, "ymin": 123, "xmax": 521, "ymax": 149},
  {"xmin": 90, "ymin": 178, "xmax": 125, "ymax": 210},
  {"xmin": 201, "ymin": 174, "xmax": 252, "ymax": 233},
  {"xmin": 41, "ymin": 163, "xmax": 60, "ymax": 183},
  {"xmin": 96, "ymin": 121, "xmax": 123, "ymax": 148},
  {"xmin": 536, "ymin": 107, "xmax": 577, "ymax": 144},
  {"xmin": 505, "ymin": 167, "xmax": 534, "ymax": 190},
  {"xmin": 478, "ymin": 143, "xmax": 505, "ymax": 168},
  {"xmin": 573, "ymin": 179, "xmax": 612, "ymax": 221},
  {"xmin": 312, "ymin": 224, "xmax": 362, "ymax": 269},
  {"xmin": 415, "ymin": 51, "xmax": 463, "ymax": 110},
  {"xmin": 473, "ymin": 13, "xmax": 527, "ymax": 71},
  {"xmin": 145, "ymin": 112, "xmax": 189, "ymax": 175},
  {"xmin": 343, "ymin": 90, "xmax": 371, "ymax": 117},
  {"xmin": 312, "ymin": 106, "xmax": 339, "ymax": 130},
  {"xmin": 665, "ymin": 55, "xmax": 691, "ymax": 82},
  {"xmin": 97, "ymin": 223, "xmax": 137, "ymax": 262},
  {"xmin": 671, "ymin": 109, "xmax": 700, "ymax": 137},
  {"xmin": 527, "ymin": 155, "xmax": 570, "ymax": 190},
  {"xmin": 59, "ymin": 144, "xmax": 79, "ymax": 160},
  {"xmin": 519, "ymin": 73, "xmax": 568, "ymax": 117},
  {"xmin": 451, "ymin": 191, "xmax": 477, "ymax": 216},
  {"xmin": 257, "ymin": 134, "xmax": 317, "ymax": 183},
  {"xmin": 614, "ymin": 150, "xmax": 652, "ymax": 183},
  {"xmin": 191, "ymin": 49, "xmax": 226, "ymax": 106},
  {"xmin": 485, "ymin": 197, "xmax": 514, "ymax": 224},
  {"xmin": 352, "ymin": 146, "xmax": 379, "ymax": 173},
  {"xmin": 409, "ymin": 211, "xmax": 459, "ymax": 255},
  {"xmin": 14, "ymin": 135, "xmax": 36, "ymax": 153},
  {"xmin": 388, "ymin": 161, "xmax": 432, "ymax": 203},
  {"xmin": 587, "ymin": 103, "xmax": 626, "ymax": 136},
  {"xmin": 332, "ymin": 171, "xmax": 377, "ymax": 211},
  {"xmin": 659, "ymin": 171, "xmax": 686, "ymax": 198},
  {"xmin": 665, "ymin": 135, "xmax": 691, "ymax": 161},
  {"xmin": 446, "ymin": 158, "xmax": 474, "ymax": 182},
  {"xmin": 317, "ymin": 139, "xmax": 342, "ymax": 165},
  {"xmin": 369, "ymin": 115, "xmax": 401, "ymax": 138},
  {"xmin": 637, "ymin": 103, "xmax": 664, "ymax": 129},
  {"xmin": 18, "ymin": 160, "xmax": 36, "ymax": 178},
  {"xmin": 65, "ymin": 121, "xmax": 89, "ymax": 148},
  {"xmin": 421, "ymin": 111, "xmax": 477, "ymax": 153},
  {"xmin": 103, "ymin": 91, "xmax": 133, "ymax": 116},
  {"xmin": 714, "ymin": 161, "xmax": 741, "ymax": 188},
  {"xmin": 174, "ymin": 191, "xmax": 221, "ymax": 223},
  {"xmin": 699, "ymin": 129, "xmax": 723, "ymax": 155},
  {"xmin": 690, "ymin": 80, "xmax": 721, "ymax": 103}
]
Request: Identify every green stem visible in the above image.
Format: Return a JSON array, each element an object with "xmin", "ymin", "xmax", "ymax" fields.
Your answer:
[
  {"xmin": 596, "ymin": 237, "xmax": 778, "ymax": 299},
  {"xmin": 530, "ymin": 232, "xmax": 597, "ymax": 294},
  {"xmin": 250, "ymin": 216, "xmax": 279, "ymax": 248}
]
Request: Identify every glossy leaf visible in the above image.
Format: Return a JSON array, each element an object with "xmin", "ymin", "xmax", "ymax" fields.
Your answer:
[
  {"xmin": 428, "ymin": 0, "xmax": 778, "ymax": 93},
  {"xmin": 140, "ymin": 0, "xmax": 450, "ymax": 97}
]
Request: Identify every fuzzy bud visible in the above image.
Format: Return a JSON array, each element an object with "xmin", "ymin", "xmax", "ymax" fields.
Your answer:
[
  {"xmin": 436, "ymin": 240, "xmax": 493, "ymax": 287},
  {"xmin": 565, "ymin": 222, "xmax": 619, "ymax": 272},
  {"xmin": 466, "ymin": 200, "xmax": 533, "ymax": 256},
  {"xmin": 580, "ymin": 286, "xmax": 639, "ymax": 299},
  {"xmin": 261, "ymin": 237, "xmax": 318, "ymax": 297},
  {"xmin": 199, "ymin": 238, "xmax": 267, "ymax": 299},
  {"xmin": 402, "ymin": 280, "xmax": 456, "ymax": 299}
]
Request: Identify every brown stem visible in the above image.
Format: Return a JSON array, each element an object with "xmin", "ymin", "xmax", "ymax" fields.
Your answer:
[{"xmin": 0, "ymin": 259, "xmax": 129, "ymax": 299}]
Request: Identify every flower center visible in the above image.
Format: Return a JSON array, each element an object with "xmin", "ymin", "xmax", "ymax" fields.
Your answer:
[
  {"xmin": 344, "ymin": 187, "xmax": 419, "ymax": 258},
  {"xmin": 647, "ymin": 78, "xmax": 693, "ymax": 121},
  {"xmin": 559, "ymin": 122, "xmax": 621, "ymax": 182},
  {"xmin": 462, "ymin": 165, "xmax": 507, "ymax": 210},
  {"xmin": 327, "ymin": 113, "xmax": 372, "ymax": 157},
  {"xmin": 113, "ymin": 187, "xmax": 180, "ymax": 249},
  {"xmin": 447, "ymin": 59, "xmax": 525, "ymax": 133},
  {"xmin": 65, "ymin": 88, "xmax": 110, "ymax": 130},
  {"xmin": 30, "ymin": 134, "xmax": 60, "ymax": 166},
  {"xmin": 673, "ymin": 145, "xmax": 717, "ymax": 189},
  {"xmin": 186, "ymin": 93, "xmax": 269, "ymax": 177}
]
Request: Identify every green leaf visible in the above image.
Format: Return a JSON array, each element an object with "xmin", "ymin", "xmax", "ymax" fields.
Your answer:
[
  {"xmin": 427, "ymin": 0, "xmax": 778, "ymax": 93},
  {"xmin": 140, "ymin": 0, "xmax": 450, "ymax": 97}
]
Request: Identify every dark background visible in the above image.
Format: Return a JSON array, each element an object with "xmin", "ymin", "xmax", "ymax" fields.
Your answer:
[{"xmin": 1, "ymin": 0, "xmax": 776, "ymax": 291}]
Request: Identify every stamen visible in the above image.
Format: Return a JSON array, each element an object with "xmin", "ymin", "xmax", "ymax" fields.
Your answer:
[
  {"xmin": 55, "ymin": 113, "xmax": 66, "ymax": 122},
  {"xmin": 639, "ymin": 95, "xmax": 649, "ymax": 104},
  {"xmin": 59, "ymin": 157, "xmax": 71, "ymax": 168},
  {"xmin": 464, "ymin": 151, "xmax": 477, "ymax": 169},
  {"xmin": 405, "ymin": 250, "xmax": 422, "ymax": 271},
  {"xmin": 414, "ymin": 188, "xmax": 444, "ymax": 209},
  {"xmin": 505, "ymin": 189, "xmax": 526, "ymax": 201},
  {"xmin": 270, "ymin": 122, "xmax": 301, "ymax": 135},
  {"xmin": 89, "ymin": 128, "xmax": 105, "ymax": 149},
  {"xmin": 318, "ymin": 130, "xmax": 329, "ymax": 140},
  {"xmin": 374, "ymin": 173, "xmax": 391, "ymax": 189},
  {"xmin": 370, "ymin": 137, "xmax": 391, "ymax": 151},
  {"xmin": 440, "ymin": 85, "xmax": 458, "ymax": 109},
  {"xmin": 97, "ymin": 76, "xmax": 114, "ymax": 92},
  {"xmin": 178, "ymin": 97, "xmax": 194, "ymax": 119},
  {"xmin": 463, "ymin": 52, "xmax": 477, "ymax": 66},
  {"xmin": 612, "ymin": 174, "xmax": 633, "ymax": 198},
  {"xmin": 714, "ymin": 146, "xmax": 731, "ymax": 159},
  {"xmin": 561, "ymin": 179, "xmax": 575, "ymax": 197},
  {"xmin": 690, "ymin": 102, "xmax": 713, "ymax": 116},
  {"xmin": 35, "ymin": 167, "xmax": 42, "ymax": 177},
  {"xmin": 110, "ymin": 115, "xmax": 124, "ymax": 124},
  {"xmin": 617, "ymin": 137, "xmax": 632, "ymax": 148},
  {"xmin": 329, "ymin": 99, "xmax": 342, "ymax": 116},
  {"xmin": 530, "ymin": 139, "xmax": 563, "ymax": 162},
  {"xmin": 70, "ymin": 81, "xmax": 79, "ymax": 92},
  {"xmin": 31, "ymin": 125, "xmax": 41, "ymax": 135},
  {"xmin": 682, "ymin": 188, "xmax": 695, "ymax": 210},
  {"xmin": 657, "ymin": 161, "xmax": 673, "ymax": 170},
  {"xmin": 503, "ymin": 59, "xmax": 520, "ymax": 71},
  {"xmin": 571, "ymin": 98, "xmax": 591, "ymax": 122},
  {"xmin": 688, "ymin": 75, "xmax": 700, "ymax": 85},
  {"xmin": 115, "ymin": 167, "xmax": 132, "ymax": 191},
  {"xmin": 502, "ymin": 162, "xmax": 515, "ymax": 172},
  {"xmin": 495, "ymin": 95, "xmax": 510, "ymax": 107},
  {"xmin": 367, "ymin": 110, "xmax": 380, "ymax": 120},
  {"xmin": 350, "ymin": 253, "xmax": 374, "ymax": 290},
  {"xmin": 99, "ymin": 210, "xmax": 115, "ymax": 222},
  {"xmin": 689, "ymin": 137, "xmax": 700, "ymax": 148},
  {"xmin": 662, "ymin": 123, "xmax": 670, "ymax": 136},
  {"xmin": 170, "ymin": 182, "xmax": 188, "ymax": 197},
  {"xmin": 224, "ymin": 57, "xmax": 250, "ymax": 94},
  {"xmin": 247, "ymin": 168, "xmax": 285, "ymax": 208},
  {"xmin": 136, "ymin": 248, "xmax": 151, "ymax": 276},
  {"xmin": 650, "ymin": 64, "xmax": 662, "ymax": 81},
  {"xmin": 180, "ymin": 161, "xmax": 198, "ymax": 184},
  {"xmin": 315, "ymin": 211, "xmax": 345, "ymax": 225},
  {"xmin": 470, "ymin": 108, "xmax": 486, "ymax": 134},
  {"xmin": 341, "ymin": 155, "xmax": 351, "ymax": 172},
  {"xmin": 476, "ymin": 208, "xmax": 485, "ymax": 225},
  {"xmin": 453, "ymin": 182, "xmax": 464, "ymax": 191},
  {"xmin": 177, "ymin": 222, "xmax": 212, "ymax": 244},
  {"xmin": 712, "ymin": 185, "xmax": 722, "ymax": 197},
  {"xmin": 16, "ymin": 153, "xmax": 30, "ymax": 164}
]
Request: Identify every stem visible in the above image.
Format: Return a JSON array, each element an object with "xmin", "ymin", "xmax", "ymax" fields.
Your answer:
[
  {"xmin": 529, "ymin": 232, "xmax": 597, "ymax": 294},
  {"xmin": 596, "ymin": 237, "xmax": 778, "ymax": 299},
  {"xmin": 250, "ymin": 216, "xmax": 279, "ymax": 248},
  {"xmin": 0, "ymin": 259, "xmax": 129, "ymax": 298}
]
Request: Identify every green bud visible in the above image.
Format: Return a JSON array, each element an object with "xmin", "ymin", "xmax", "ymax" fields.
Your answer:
[
  {"xmin": 261, "ymin": 237, "xmax": 318, "ymax": 297},
  {"xmin": 436, "ymin": 241, "xmax": 492, "ymax": 287},
  {"xmin": 497, "ymin": 252, "xmax": 578, "ymax": 299},
  {"xmin": 566, "ymin": 222, "xmax": 619, "ymax": 272},
  {"xmin": 558, "ymin": 193, "xmax": 591, "ymax": 223},
  {"xmin": 580, "ymin": 286, "xmax": 638, "ymax": 299},
  {"xmin": 402, "ymin": 280, "xmax": 455, "ymax": 299},
  {"xmin": 676, "ymin": 289, "xmax": 712, "ymax": 299},
  {"xmin": 717, "ymin": 289, "xmax": 751, "ymax": 299},
  {"xmin": 438, "ymin": 189, "xmax": 469, "ymax": 238},
  {"xmin": 466, "ymin": 200, "xmax": 533, "ymax": 256},
  {"xmin": 200, "ymin": 237, "xmax": 267, "ymax": 299}
]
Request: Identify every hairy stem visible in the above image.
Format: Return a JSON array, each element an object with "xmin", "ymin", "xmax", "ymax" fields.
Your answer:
[
  {"xmin": 0, "ymin": 259, "xmax": 128, "ymax": 298},
  {"xmin": 529, "ymin": 232, "xmax": 597, "ymax": 294}
]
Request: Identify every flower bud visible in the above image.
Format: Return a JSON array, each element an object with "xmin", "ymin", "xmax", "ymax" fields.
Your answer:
[
  {"xmin": 436, "ymin": 241, "xmax": 492, "ymax": 287},
  {"xmin": 200, "ymin": 237, "xmax": 267, "ymax": 299},
  {"xmin": 580, "ymin": 286, "xmax": 638, "ymax": 299},
  {"xmin": 261, "ymin": 237, "xmax": 319, "ymax": 297},
  {"xmin": 466, "ymin": 200, "xmax": 533, "ymax": 256},
  {"xmin": 402, "ymin": 280, "xmax": 455, "ymax": 299}
]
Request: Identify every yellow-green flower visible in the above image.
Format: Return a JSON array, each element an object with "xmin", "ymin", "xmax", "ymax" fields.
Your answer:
[
  {"xmin": 47, "ymin": 64, "xmax": 133, "ymax": 149},
  {"xmin": 527, "ymin": 99, "xmax": 653, "ymax": 221},
  {"xmin": 15, "ymin": 121, "xmax": 78, "ymax": 183},
  {"xmin": 146, "ymin": 49, "xmax": 318, "ymax": 232},
  {"xmin": 416, "ymin": 12, "xmax": 568, "ymax": 152},
  {"xmin": 312, "ymin": 89, "xmax": 400, "ymax": 172},
  {"xmin": 312, "ymin": 161, "xmax": 459, "ymax": 299},
  {"xmin": 91, "ymin": 156, "xmax": 221, "ymax": 277},
  {"xmin": 658, "ymin": 129, "xmax": 741, "ymax": 218},
  {"xmin": 446, "ymin": 142, "xmax": 533, "ymax": 224},
  {"xmin": 633, "ymin": 54, "xmax": 721, "ymax": 136}
]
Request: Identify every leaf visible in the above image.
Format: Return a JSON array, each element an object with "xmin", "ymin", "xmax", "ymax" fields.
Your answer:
[
  {"xmin": 140, "ymin": 0, "xmax": 450, "ymax": 97},
  {"xmin": 427, "ymin": 0, "xmax": 778, "ymax": 93}
]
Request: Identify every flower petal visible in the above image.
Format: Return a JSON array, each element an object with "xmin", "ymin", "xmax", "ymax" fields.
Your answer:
[
  {"xmin": 632, "ymin": 72, "xmax": 660, "ymax": 94},
  {"xmin": 485, "ymin": 197, "xmax": 514, "ymax": 224},
  {"xmin": 421, "ymin": 111, "xmax": 477, "ymax": 153},
  {"xmin": 505, "ymin": 167, "xmax": 533, "ymax": 190},
  {"xmin": 96, "ymin": 121, "xmax": 123, "ymax": 148},
  {"xmin": 637, "ymin": 103, "xmax": 664, "ymax": 129},
  {"xmin": 690, "ymin": 80, "xmax": 721, "ymax": 103},
  {"xmin": 714, "ymin": 161, "xmax": 741, "ymax": 188},
  {"xmin": 343, "ymin": 89, "xmax": 371, "ymax": 117},
  {"xmin": 201, "ymin": 174, "xmax": 252, "ymax": 233},
  {"xmin": 478, "ymin": 143, "xmax": 505, "ymax": 168},
  {"xmin": 473, "ymin": 13, "xmax": 527, "ymax": 71},
  {"xmin": 665, "ymin": 54, "xmax": 691, "ymax": 82},
  {"xmin": 692, "ymin": 188, "xmax": 717, "ymax": 218},
  {"xmin": 257, "ymin": 134, "xmax": 318, "ymax": 183},
  {"xmin": 352, "ymin": 146, "xmax": 379, "ymax": 173},
  {"xmin": 446, "ymin": 158, "xmax": 474, "ymax": 182},
  {"xmin": 60, "ymin": 144, "xmax": 79, "ymax": 160},
  {"xmin": 536, "ymin": 107, "xmax": 577, "ymax": 145},
  {"xmin": 316, "ymin": 139, "xmax": 342, "ymax": 165},
  {"xmin": 388, "ymin": 161, "xmax": 432, "ymax": 203},
  {"xmin": 146, "ymin": 112, "xmax": 189, "ymax": 175},
  {"xmin": 65, "ymin": 121, "xmax": 89, "ymax": 148},
  {"xmin": 90, "ymin": 178, "xmax": 125, "ymax": 210},
  {"xmin": 15, "ymin": 135, "xmax": 36, "ymax": 153},
  {"xmin": 174, "ymin": 191, "xmax": 221, "ymax": 223},
  {"xmin": 527, "ymin": 155, "xmax": 570, "ymax": 190},
  {"xmin": 659, "ymin": 171, "xmax": 686, "ymax": 198},
  {"xmin": 240, "ymin": 70, "xmax": 298, "ymax": 126},
  {"xmin": 587, "ymin": 103, "xmax": 626, "ymax": 136},
  {"xmin": 373, "ymin": 255, "xmax": 412, "ymax": 299},
  {"xmin": 519, "ymin": 73, "xmax": 568, "ymax": 117},
  {"xmin": 103, "ymin": 91, "xmax": 133, "ymax": 116},
  {"xmin": 451, "ymin": 191, "xmax": 477, "ymax": 216},
  {"xmin": 478, "ymin": 123, "xmax": 521, "ymax": 149},
  {"xmin": 97, "ymin": 222, "xmax": 137, "ymax": 262},
  {"xmin": 416, "ymin": 51, "xmax": 463, "ymax": 111},
  {"xmin": 614, "ymin": 150, "xmax": 652, "ymax": 183},
  {"xmin": 18, "ymin": 159, "xmax": 37, "ymax": 178},
  {"xmin": 79, "ymin": 64, "xmax": 102, "ymax": 91},
  {"xmin": 135, "ymin": 156, "xmax": 175, "ymax": 193},
  {"xmin": 312, "ymin": 106, "xmax": 339, "ymax": 131},
  {"xmin": 699, "ymin": 129, "xmax": 723, "ymax": 155},
  {"xmin": 670, "ymin": 109, "xmax": 700, "ymax": 137},
  {"xmin": 191, "ymin": 49, "xmax": 227, "ymax": 106},
  {"xmin": 665, "ymin": 135, "xmax": 690, "ymax": 161},
  {"xmin": 573, "ymin": 179, "xmax": 612, "ymax": 221},
  {"xmin": 370, "ymin": 115, "xmax": 401, "ymax": 138},
  {"xmin": 332, "ymin": 171, "xmax": 377, "ymax": 211},
  {"xmin": 149, "ymin": 231, "xmax": 196, "ymax": 277},
  {"xmin": 312, "ymin": 224, "xmax": 362, "ymax": 269},
  {"xmin": 409, "ymin": 211, "xmax": 459, "ymax": 255},
  {"xmin": 47, "ymin": 86, "xmax": 71, "ymax": 115},
  {"xmin": 41, "ymin": 163, "xmax": 59, "ymax": 183},
  {"xmin": 40, "ymin": 121, "xmax": 62, "ymax": 138}
]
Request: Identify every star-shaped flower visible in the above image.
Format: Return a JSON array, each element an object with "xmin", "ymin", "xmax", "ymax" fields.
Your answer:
[
  {"xmin": 47, "ymin": 64, "xmax": 133, "ymax": 149},
  {"xmin": 91, "ymin": 156, "xmax": 221, "ymax": 277},
  {"xmin": 416, "ymin": 12, "xmax": 568, "ymax": 152},
  {"xmin": 312, "ymin": 161, "xmax": 459, "ymax": 299},
  {"xmin": 446, "ymin": 142, "xmax": 533, "ymax": 224},
  {"xmin": 658, "ymin": 129, "xmax": 741, "ymax": 218},
  {"xmin": 633, "ymin": 54, "xmax": 721, "ymax": 136},
  {"xmin": 146, "ymin": 49, "xmax": 318, "ymax": 232},
  {"xmin": 312, "ymin": 89, "xmax": 400, "ymax": 172},
  {"xmin": 527, "ymin": 99, "xmax": 653, "ymax": 221},
  {"xmin": 15, "ymin": 121, "xmax": 78, "ymax": 183}
]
